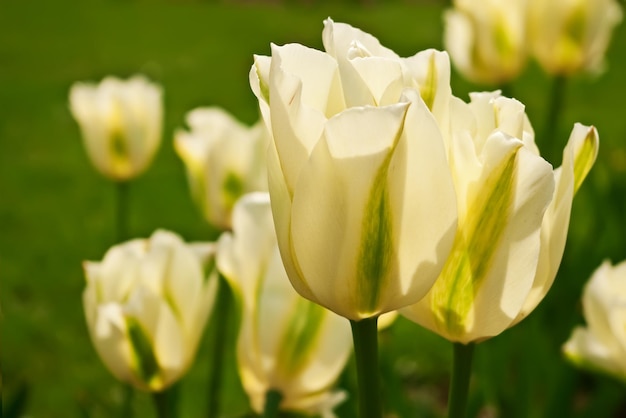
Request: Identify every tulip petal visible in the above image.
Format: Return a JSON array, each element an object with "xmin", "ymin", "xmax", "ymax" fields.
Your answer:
[
  {"xmin": 348, "ymin": 54, "xmax": 404, "ymax": 106},
  {"xmin": 322, "ymin": 19, "xmax": 398, "ymax": 108},
  {"xmin": 516, "ymin": 124, "xmax": 598, "ymax": 321},
  {"xmin": 266, "ymin": 139, "xmax": 317, "ymax": 308},
  {"xmin": 82, "ymin": 295, "xmax": 140, "ymax": 388},
  {"xmin": 269, "ymin": 43, "xmax": 343, "ymax": 194},
  {"xmin": 563, "ymin": 327, "xmax": 622, "ymax": 378},
  {"xmin": 322, "ymin": 18, "xmax": 399, "ymax": 61},
  {"xmin": 402, "ymin": 49, "xmax": 452, "ymax": 121},
  {"xmin": 126, "ymin": 287, "xmax": 185, "ymax": 391},
  {"xmin": 406, "ymin": 131, "xmax": 554, "ymax": 342},
  {"xmin": 290, "ymin": 103, "xmax": 409, "ymax": 319},
  {"xmin": 388, "ymin": 90, "xmax": 458, "ymax": 308}
]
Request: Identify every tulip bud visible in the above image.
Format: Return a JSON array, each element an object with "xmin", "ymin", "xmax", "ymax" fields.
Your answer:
[
  {"xmin": 82, "ymin": 230, "xmax": 218, "ymax": 391},
  {"xmin": 174, "ymin": 107, "xmax": 269, "ymax": 231},
  {"xmin": 527, "ymin": 0, "xmax": 623, "ymax": 75},
  {"xmin": 217, "ymin": 193, "xmax": 352, "ymax": 416},
  {"xmin": 563, "ymin": 260, "xmax": 626, "ymax": 381},
  {"xmin": 250, "ymin": 18, "xmax": 458, "ymax": 320},
  {"xmin": 402, "ymin": 92, "xmax": 599, "ymax": 344},
  {"xmin": 444, "ymin": 0, "xmax": 528, "ymax": 85},
  {"xmin": 69, "ymin": 75, "xmax": 163, "ymax": 181}
]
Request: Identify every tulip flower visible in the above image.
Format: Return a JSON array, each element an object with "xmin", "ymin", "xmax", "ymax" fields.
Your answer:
[
  {"xmin": 250, "ymin": 18, "xmax": 458, "ymax": 322},
  {"xmin": 174, "ymin": 107, "xmax": 269, "ymax": 231},
  {"xmin": 82, "ymin": 230, "xmax": 218, "ymax": 392},
  {"xmin": 563, "ymin": 260, "xmax": 626, "ymax": 381},
  {"xmin": 69, "ymin": 75, "xmax": 163, "ymax": 181},
  {"xmin": 527, "ymin": 0, "xmax": 623, "ymax": 76},
  {"xmin": 251, "ymin": 19, "xmax": 462, "ymax": 418},
  {"xmin": 444, "ymin": 0, "xmax": 528, "ymax": 85},
  {"xmin": 402, "ymin": 93, "xmax": 599, "ymax": 344},
  {"xmin": 217, "ymin": 193, "xmax": 352, "ymax": 417}
]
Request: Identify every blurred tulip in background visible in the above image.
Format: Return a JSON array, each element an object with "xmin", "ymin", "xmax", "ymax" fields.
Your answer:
[
  {"xmin": 527, "ymin": 0, "xmax": 622, "ymax": 76},
  {"xmin": 217, "ymin": 193, "xmax": 352, "ymax": 416},
  {"xmin": 175, "ymin": 107, "xmax": 268, "ymax": 231},
  {"xmin": 444, "ymin": 0, "xmax": 528, "ymax": 85},
  {"xmin": 564, "ymin": 259, "xmax": 626, "ymax": 381},
  {"xmin": 69, "ymin": 75, "xmax": 163, "ymax": 181},
  {"xmin": 82, "ymin": 230, "xmax": 218, "ymax": 392}
]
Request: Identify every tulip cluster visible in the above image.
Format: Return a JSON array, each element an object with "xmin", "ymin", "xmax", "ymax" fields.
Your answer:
[
  {"xmin": 250, "ymin": 18, "xmax": 599, "ymax": 417},
  {"xmin": 71, "ymin": 12, "xmax": 606, "ymax": 418},
  {"xmin": 251, "ymin": 18, "xmax": 598, "ymax": 339},
  {"xmin": 445, "ymin": 0, "xmax": 623, "ymax": 84}
]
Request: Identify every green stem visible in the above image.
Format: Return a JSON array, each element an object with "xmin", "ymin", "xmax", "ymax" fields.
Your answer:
[
  {"xmin": 207, "ymin": 274, "xmax": 233, "ymax": 417},
  {"xmin": 115, "ymin": 180, "xmax": 130, "ymax": 243},
  {"xmin": 542, "ymin": 75, "xmax": 567, "ymax": 162},
  {"xmin": 350, "ymin": 316, "xmax": 382, "ymax": 418},
  {"xmin": 152, "ymin": 385, "xmax": 178, "ymax": 418},
  {"xmin": 120, "ymin": 384, "xmax": 134, "ymax": 418},
  {"xmin": 448, "ymin": 342, "xmax": 475, "ymax": 418},
  {"xmin": 261, "ymin": 389, "xmax": 283, "ymax": 418}
]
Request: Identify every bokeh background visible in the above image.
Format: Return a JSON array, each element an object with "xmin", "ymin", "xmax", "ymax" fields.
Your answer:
[{"xmin": 2, "ymin": 0, "xmax": 626, "ymax": 417}]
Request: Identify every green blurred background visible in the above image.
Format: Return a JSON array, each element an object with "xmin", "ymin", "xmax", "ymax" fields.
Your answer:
[{"xmin": 1, "ymin": 0, "xmax": 625, "ymax": 417}]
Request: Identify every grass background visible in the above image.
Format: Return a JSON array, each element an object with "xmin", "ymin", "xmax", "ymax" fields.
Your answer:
[{"xmin": 1, "ymin": 0, "xmax": 625, "ymax": 417}]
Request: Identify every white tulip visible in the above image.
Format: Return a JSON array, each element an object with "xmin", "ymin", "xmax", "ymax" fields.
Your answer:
[
  {"xmin": 69, "ymin": 75, "xmax": 163, "ymax": 181},
  {"xmin": 402, "ymin": 92, "xmax": 599, "ymax": 343},
  {"xmin": 564, "ymin": 260, "xmax": 626, "ymax": 381},
  {"xmin": 250, "ymin": 18, "xmax": 458, "ymax": 320},
  {"xmin": 527, "ymin": 0, "xmax": 623, "ymax": 75},
  {"xmin": 83, "ymin": 230, "xmax": 218, "ymax": 391},
  {"xmin": 445, "ymin": 0, "xmax": 529, "ymax": 84},
  {"xmin": 217, "ymin": 193, "xmax": 352, "ymax": 416},
  {"xmin": 174, "ymin": 107, "xmax": 269, "ymax": 230}
]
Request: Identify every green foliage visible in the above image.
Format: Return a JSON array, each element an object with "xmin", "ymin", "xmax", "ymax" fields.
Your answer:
[{"xmin": 1, "ymin": 0, "xmax": 625, "ymax": 417}]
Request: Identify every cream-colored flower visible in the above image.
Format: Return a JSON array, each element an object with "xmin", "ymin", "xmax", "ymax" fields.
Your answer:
[
  {"xmin": 83, "ymin": 230, "xmax": 218, "ymax": 391},
  {"xmin": 174, "ymin": 107, "xmax": 269, "ymax": 230},
  {"xmin": 402, "ymin": 92, "xmax": 599, "ymax": 344},
  {"xmin": 217, "ymin": 193, "xmax": 352, "ymax": 417},
  {"xmin": 563, "ymin": 260, "xmax": 626, "ymax": 381},
  {"xmin": 445, "ymin": 0, "xmax": 528, "ymax": 84},
  {"xmin": 69, "ymin": 75, "xmax": 163, "ymax": 181},
  {"xmin": 250, "ymin": 18, "xmax": 458, "ymax": 320},
  {"xmin": 527, "ymin": 0, "xmax": 623, "ymax": 75}
]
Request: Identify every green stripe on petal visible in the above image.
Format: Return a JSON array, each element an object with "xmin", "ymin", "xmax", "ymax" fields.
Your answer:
[
  {"xmin": 419, "ymin": 52, "xmax": 438, "ymax": 111},
  {"xmin": 127, "ymin": 317, "xmax": 161, "ymax": 388},
  {"xmin": 573, "ymin": 126, "xmax": 599, "ymax": 194},
  {"xmin": 431, "ymin": 143, "xmax": 520, "ymax": 337},
  {"xmin": 222, "ymin": 171, "xmax": 245, "ymax": 213},
  {"xmin": 276, "ymin": 298, "xmax": 326, "ymax": 377},
  {"xmin": 354, "ymin": 110, "xmax": 407, "ymax": 316},
  {"xmin": 356, "ymin": 154, "xmax": 394, "ymax": 315}
]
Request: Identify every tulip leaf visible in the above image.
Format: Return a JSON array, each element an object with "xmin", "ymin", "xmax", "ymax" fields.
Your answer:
[
  {"xmin": 431, "ymin": 146, "xmax": 518, "ymax": 338},
  {"xmin": 127, "ymin": 317, "xmax": 161, "ymax": 388}
]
